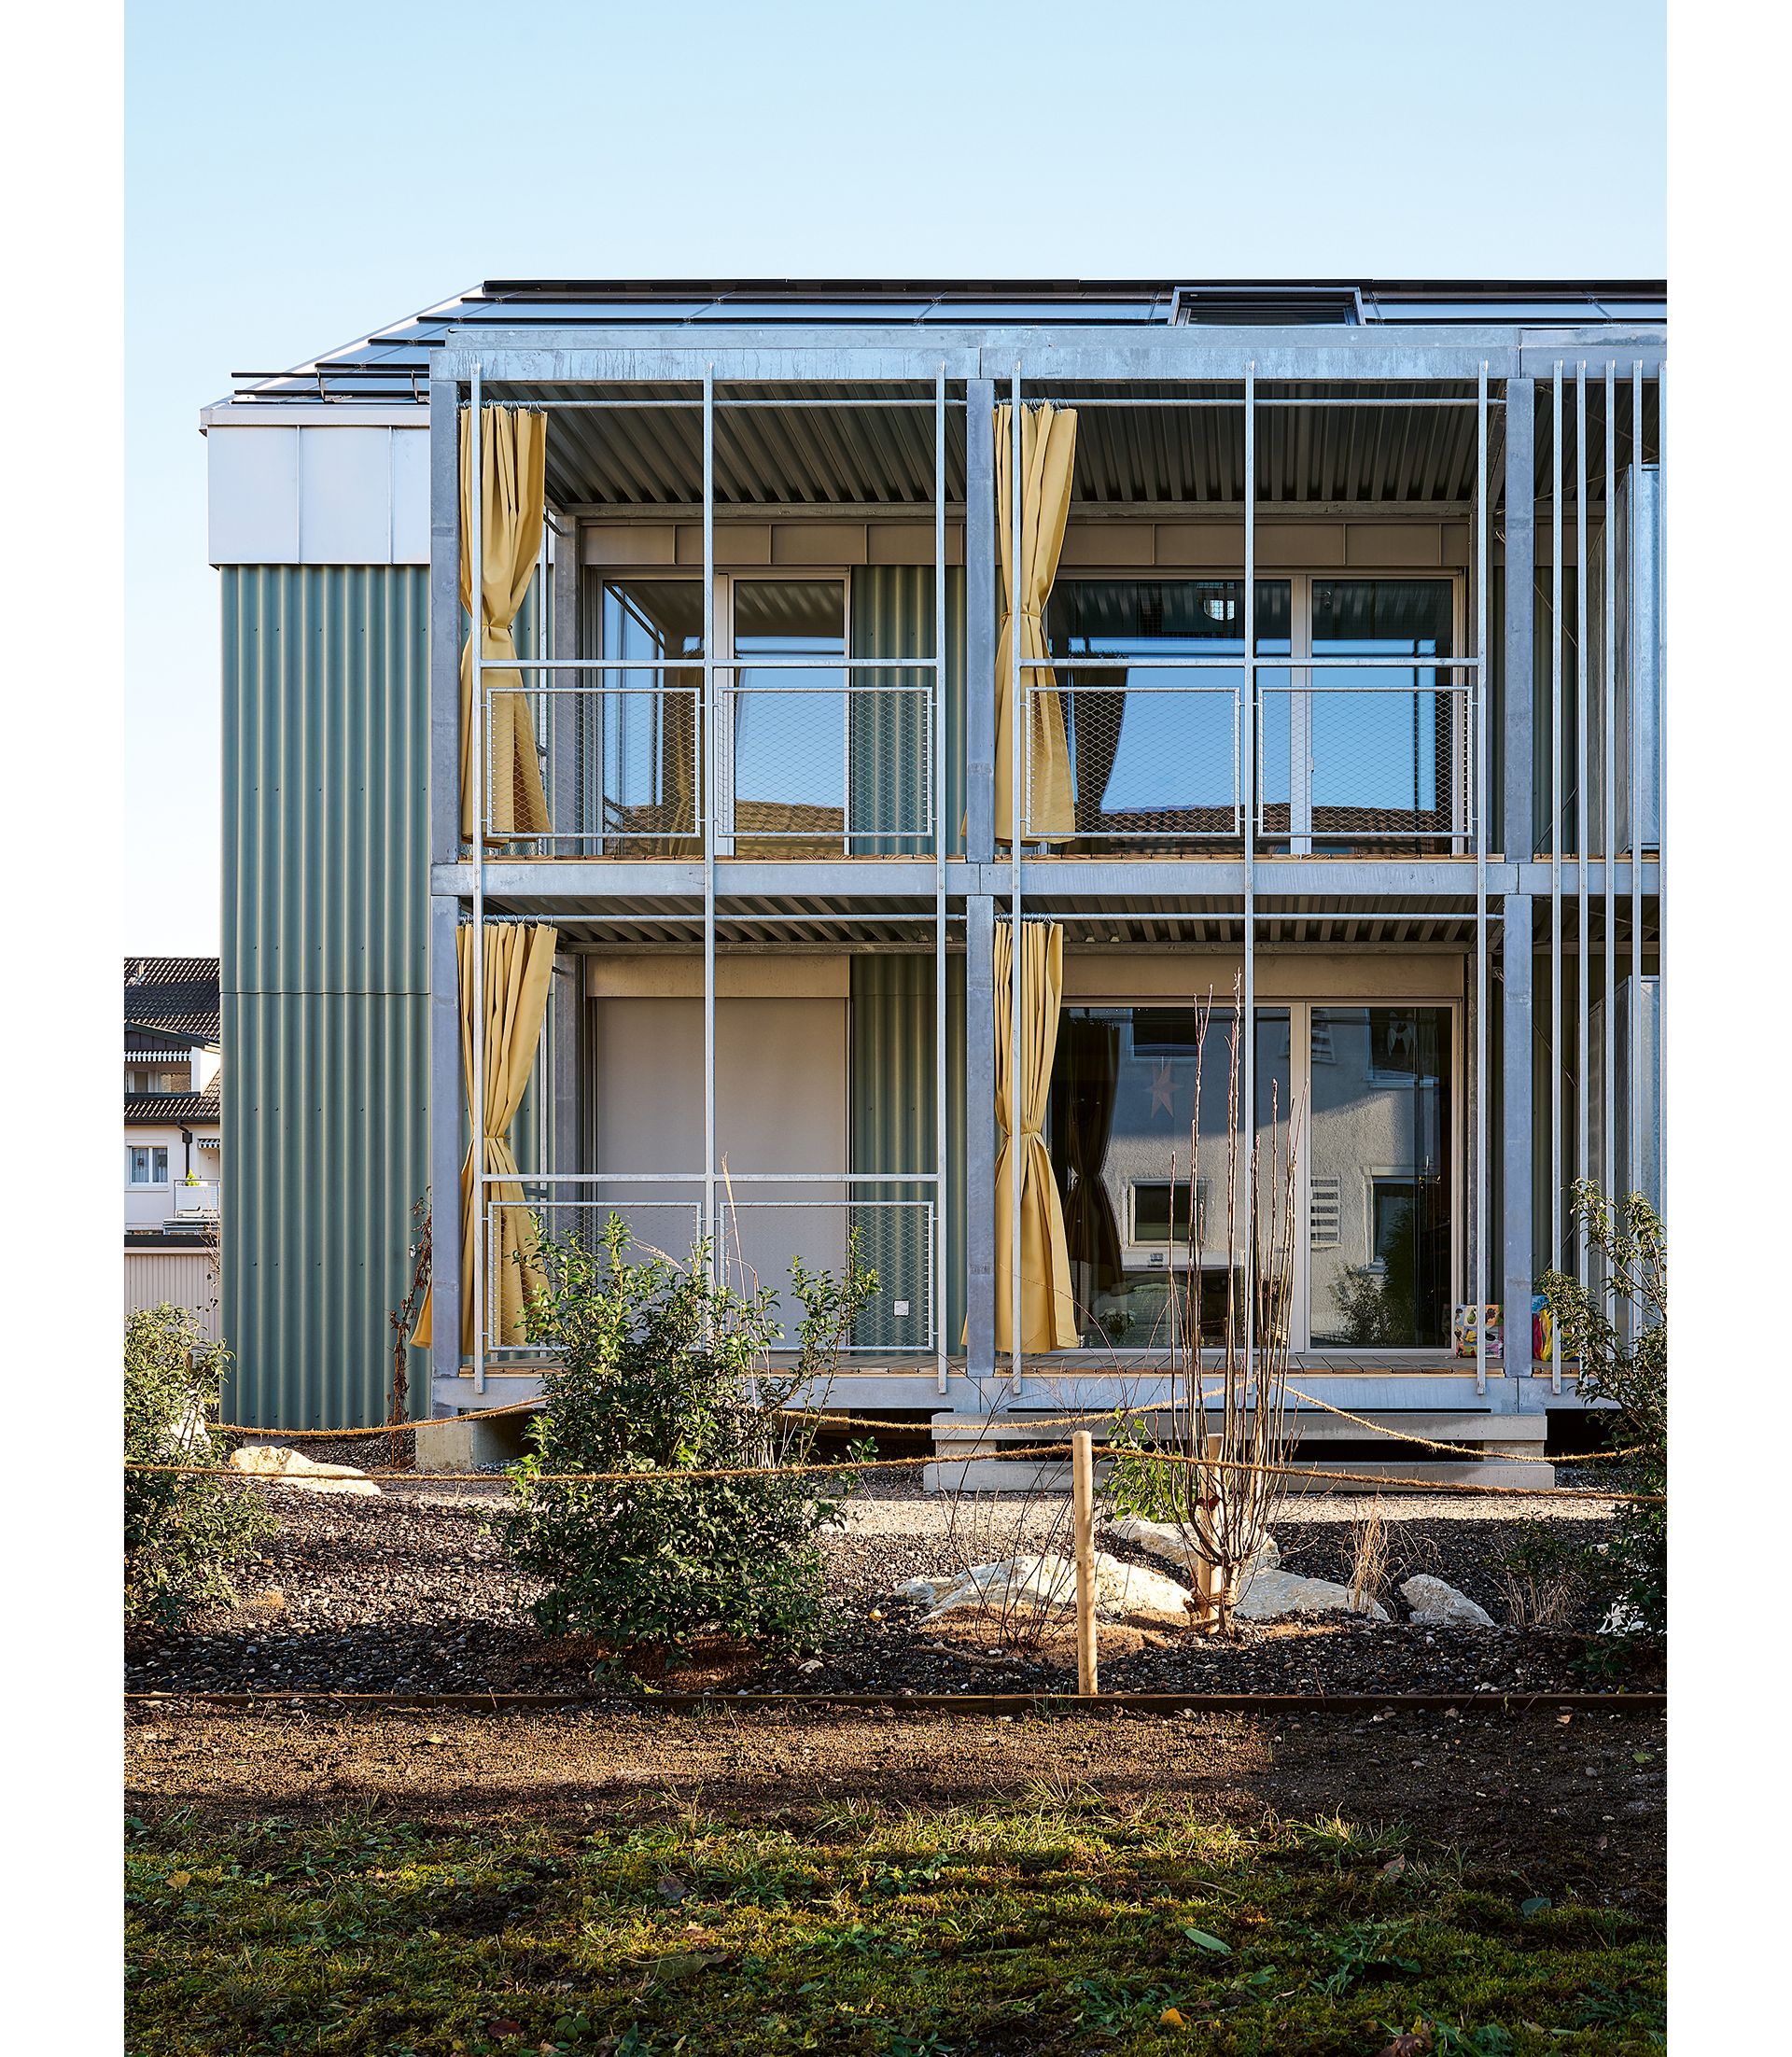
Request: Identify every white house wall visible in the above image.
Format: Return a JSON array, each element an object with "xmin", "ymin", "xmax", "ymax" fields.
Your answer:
[{"xmin": 203, "ymin": 406, "xmax": 430, "ymax": 567}]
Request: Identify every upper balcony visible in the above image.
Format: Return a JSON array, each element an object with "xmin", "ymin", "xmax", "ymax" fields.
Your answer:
[{"xmin": 440, "ymin": 354, "xmax": 1662, "ymax": 888}]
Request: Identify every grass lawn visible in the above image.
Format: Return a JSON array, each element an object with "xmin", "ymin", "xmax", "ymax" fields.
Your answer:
[{"xmin": 125, "ymin": 1797, "xmax": 1663, "ymax": 2056}]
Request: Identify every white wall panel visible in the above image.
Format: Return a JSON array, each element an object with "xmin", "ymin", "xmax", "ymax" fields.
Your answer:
[
  {"xmin": 209, "ymin": 420, "xmax": 432, "ymax": 566},
  {"xmin": 299, "ymin": 427, "xmax": 393, "ymax": 563},
  {"xmin": 208, "ymin": 427, "xmax": 300, "ymax": 564},
  {"xmin": 388, "ymin": 427, "xmax": 430, "ymax": 562}
]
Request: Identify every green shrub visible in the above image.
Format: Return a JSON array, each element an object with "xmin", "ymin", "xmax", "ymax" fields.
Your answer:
[
  {"xmin": 1540, "ymin": 1183, "xmax": 1666, "ymax": 1635},
  {"xmin": 504, "ymin": 1218, "xmax": 875, "ymax": 1657},
  {"xmin": 124, "ymin": 1306, "xmax": 274, "ymax": 1628}
]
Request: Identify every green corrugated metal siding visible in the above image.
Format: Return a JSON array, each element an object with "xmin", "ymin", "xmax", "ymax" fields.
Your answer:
[
  {"xmin": 222, "ymin": 566, "xmax": 431, "ymax": 1428},
  {"xmin": 849, "ymin": 567, "xmax": 966, "ymax": 856},
  {"xmin": 849, "ymin": 955, "xmax": 966, "ymax": 1352}
]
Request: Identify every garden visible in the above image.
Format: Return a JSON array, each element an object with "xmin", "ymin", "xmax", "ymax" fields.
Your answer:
[{"xmin": 123, "ymin": 1188, "xmax": 1666, "ymax": 2053}]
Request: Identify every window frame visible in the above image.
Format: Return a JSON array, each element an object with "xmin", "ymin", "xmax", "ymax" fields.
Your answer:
[
  {"xmin": 1050, "ymin": 991, "xmax": 1463, "ymax": 1356},
  {"xmin": 1047, "ymin": 569, "xmax": 1467, "ymax": 852},
  {"xmin": 127, "ymin": 1144, "xmax": 169, "ymax": 1188}
]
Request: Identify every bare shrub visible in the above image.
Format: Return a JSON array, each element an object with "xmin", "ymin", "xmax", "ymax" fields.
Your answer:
[
  {"xmin": 1491, "ymin": 1517, "xmax": 1590, "ymax": 1630},
  {"xmin": 1104, "ymin": 979, "xmax": 1304, "ymax": 1633},
  {"xmin": 1348, "ymin": 1496, "xmax": 1391, "ymax": 1616}
]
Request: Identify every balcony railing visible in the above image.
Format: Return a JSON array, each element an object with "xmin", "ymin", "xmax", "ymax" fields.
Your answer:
[
  {"xmin": 478, "ymin": 1173, "xmax": 938, "ymax": 1358},
  {"xmin": 1022, "ymin": 662, "xmax": 1477, "ymax": 852},
  {"xmin": 481, "ymin": 661, "xmax": 936, "ymax": 858}
]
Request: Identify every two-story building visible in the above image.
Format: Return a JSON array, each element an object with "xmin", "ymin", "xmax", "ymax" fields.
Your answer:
[
  {"xmin": 124, "ymin": 956, "xmax": 222, "ymax": 1336},
  {"xmin": 205, "ymin": 279, "xmax": 1663, "ymax": 1478}
]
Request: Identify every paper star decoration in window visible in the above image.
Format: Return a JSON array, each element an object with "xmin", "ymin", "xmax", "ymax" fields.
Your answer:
[{"xmin": 1150, "ymin": 1059, "xmax": 1177, "ymax": 1118}]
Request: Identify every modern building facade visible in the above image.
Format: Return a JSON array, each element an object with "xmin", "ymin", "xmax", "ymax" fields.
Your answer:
[{"xmin": 206, "ymin": 280, "xmax": 1664, "ymax": 1473}]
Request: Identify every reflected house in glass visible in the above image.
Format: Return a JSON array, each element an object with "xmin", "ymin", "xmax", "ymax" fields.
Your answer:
[{"xmin": 203, "ymin": 278, "xmax": 1663, "ymax": 1477}]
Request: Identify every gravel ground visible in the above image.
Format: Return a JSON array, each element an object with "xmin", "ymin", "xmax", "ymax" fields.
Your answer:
[{"xmin": 127, "ymin": 1475, "xmax": 1657, "ymax": 1701}]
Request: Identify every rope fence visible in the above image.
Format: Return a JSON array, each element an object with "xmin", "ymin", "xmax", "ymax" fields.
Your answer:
[{"xmin": 127, "ymin": 1442, "xmax": 1661, "ymax": 1503}]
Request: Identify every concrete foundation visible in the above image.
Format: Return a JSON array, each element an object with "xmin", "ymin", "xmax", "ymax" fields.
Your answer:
[{"xmin": 414, "ymin": 1409, "xmax": 533, "ymax": 1472}]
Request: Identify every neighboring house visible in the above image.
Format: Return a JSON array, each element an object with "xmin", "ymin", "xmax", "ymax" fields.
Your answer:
[
  {"xmin": 124, "ymin": 957, "xmax": 222, "ymax": 1339},
  {"xmin": 204, "ymin": 279, "xmax": 1663, "ymax": 1476}
]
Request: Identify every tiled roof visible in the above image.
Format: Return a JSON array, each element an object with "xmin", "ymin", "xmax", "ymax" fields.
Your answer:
[
  {"xmin": 124, "ymin": 957, "xmax": 220, "ymax": 1044},
  {"xmin": 125, "ymin": 1092, "xmax": 221, "ymax": 1126}
]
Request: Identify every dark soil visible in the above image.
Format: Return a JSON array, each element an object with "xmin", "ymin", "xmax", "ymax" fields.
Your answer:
[
  {"xmin": 123, "ymin": 1699, "xmax": 1667, "ymax": 1913},
  {"xmin": 126, "ymin": 1485, "xmax": 1659, "ymax": 1702}
]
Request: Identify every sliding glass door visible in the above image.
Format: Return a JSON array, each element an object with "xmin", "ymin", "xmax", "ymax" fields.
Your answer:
[
  {"xmin": 1306, "ymin": 1006, "xmax": 1454, "ymax": 1349},
  {"xmin": 1047, "ymin": 997, "xmax": 1459, "ymax": 1353}
]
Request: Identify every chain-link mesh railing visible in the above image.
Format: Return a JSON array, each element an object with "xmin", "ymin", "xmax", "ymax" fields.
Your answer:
[
  {"xmin": 1258, "ymin": 677, "xmax": 1473, "ymax": 849},
  {"xmin": 721, "ymin": 678, "xmax": 934, "ymax": 857},
  {"xmin": 1022, "ymin": 674, "xmax": 1242, "ymax": 845},
  {"xmin": 476, "ymin": 1180, "xmax": 936, "ymax": 1357}
]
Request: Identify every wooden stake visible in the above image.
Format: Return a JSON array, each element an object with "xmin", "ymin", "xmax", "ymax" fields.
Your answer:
[
  {"xmin": 1194, "ymin": 1433, "xmax": 1222, "ymax": 1628},
  {"xmin": 1072, "ymin": 1429, "xmax": 1098, "ymax": 1698}
]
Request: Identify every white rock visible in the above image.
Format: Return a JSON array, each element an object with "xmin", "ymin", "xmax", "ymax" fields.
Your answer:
[
  {"xmin": 1230, "ymin": 1565, "xmax": 1389, "ymax": 1622},
  {"xmin": 1399, "ymin": 1574, "xmax": 1495, "ymax": 1629},
  {"xmin": 1108, "ymin": 1517, "xmax": 1279, "ymax": 1577},
  {"xmin": 1089, "ymin": 1552, "xmax": 1197, "ymax": 1620},
  {"xmin": 230, "ymin": 1446, "xmax": 381, "ymax": 1496},
  {"xmin": 916, "ymin": 1549, "xmax": 1198, "ymax": 1625},
  {"xmin": 893, "ymin": 1576, "xmax": 941, "ymax": 1605}
]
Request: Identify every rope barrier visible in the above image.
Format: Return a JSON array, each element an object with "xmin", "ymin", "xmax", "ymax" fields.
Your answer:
[
  {"xmin": 212, "ymin": 1388, "xmax": 1633, "ymax": 1470},
  {"xmin": 125, "ymin": 1444, "xmax": 1658, "ymax": 1502}
]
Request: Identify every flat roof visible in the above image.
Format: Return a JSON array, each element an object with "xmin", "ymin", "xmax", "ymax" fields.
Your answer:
[{"xmin": 221, "ymin": 276, "xmax": 1667, "ymax": 406}]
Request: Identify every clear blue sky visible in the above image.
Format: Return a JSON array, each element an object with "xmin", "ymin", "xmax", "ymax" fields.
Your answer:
[{"xmin": 126, "ymin": 0, "xmax": 1664, "ymax": 951}]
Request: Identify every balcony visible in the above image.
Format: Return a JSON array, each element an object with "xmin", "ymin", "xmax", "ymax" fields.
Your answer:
[{"xmin": 476, "ymin": 1173, "xmax": 941, "ymax": 1364}]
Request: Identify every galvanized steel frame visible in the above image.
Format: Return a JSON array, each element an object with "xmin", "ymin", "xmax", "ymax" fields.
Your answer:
[{"xmin": 425, "ymin": 322, "xmax": 1664, "ymax": 1417}]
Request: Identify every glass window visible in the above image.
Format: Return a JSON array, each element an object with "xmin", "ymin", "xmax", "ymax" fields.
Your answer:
[
  {"xmin": 128, "ymin": 1146, "xmax": 168, "ymax": 1186},
  {"xmin": 1308, "ymin": 1006, "xmax": 1452, "ymax": 1349},
  {"xmin": 592, "ymin": 577, "xmax": 704, "ymax": 849},
  {"xmin": 1048, "ymin": 1003, "xmax": 1293, "ymax": 1350},
  {"xmin": 1045, "ymin": 581, "xmax": 1290, "ymax": 842},
  {"xmin": 1308, "ymin": 580, "xmax": 1455, "ymax": 834},
  {"xmin": 730, "ymin": 580, "xmax": 847, "ymax": 851}
]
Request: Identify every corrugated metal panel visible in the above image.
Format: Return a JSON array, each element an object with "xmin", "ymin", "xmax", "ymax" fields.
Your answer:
[
  {"xmin": 222, "ymin": 568, "xmax": 430, "ymax": 995},
  {"xmin": 125, "ymin": 1252, "xmax": 221, "ymax": 1343},
  {"xmin": 221, "ymin": 566, "xmax": 432, "ymax": 1428},
  {"xmin": 850, "ymin": 565, "xmax": 965, "ymax": 857},
  {"xmin": 849, "ymin": 956, "xmax": 966, "ymax": 1351}
]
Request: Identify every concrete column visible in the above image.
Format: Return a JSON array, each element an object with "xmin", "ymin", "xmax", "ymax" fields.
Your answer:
[
  {"xmin": 427, "ymin": 895, "xmax": 463, "ymax": 1400},
  {"xmin": 964, "ymin": 893, "xmax": 996, "ymax": 1378},
  {"xmin": 1502, "ymin": 897, "xmax": 1534, "ymax": 1382},
  {"xmin": 1503, "ymin": 378, "xmax": 1535, "ymax": 859},
  {"xmin": 963, "ymin": 378, "xmax": 996, "ymax": 866}
]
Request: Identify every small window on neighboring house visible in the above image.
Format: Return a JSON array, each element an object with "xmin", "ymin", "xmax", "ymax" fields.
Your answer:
[{"xmin": 129, "ymin": 1146, "xmax": 168, "ymax": 1186}]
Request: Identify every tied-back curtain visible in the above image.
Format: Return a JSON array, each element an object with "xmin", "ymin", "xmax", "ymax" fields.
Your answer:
[
  {"xmin": 459, "ymin": 405, "xmax": 553, "ymax": 845},
  {"xmin": 994, "ymin": 919, "xmax": 1079, "ymax": 1352},
  {"xmin": 993, "ymin": 402, "xmax": 1077, "ymax": 845},
  {"xmin": 412, "ymin": 922, "xmax": 558, "ymax": 1355}
]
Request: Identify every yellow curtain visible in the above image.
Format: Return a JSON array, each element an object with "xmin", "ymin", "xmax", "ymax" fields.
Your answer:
[
  {"xmin": 459, "ymin": 405, "xmax": 553, "ymax": 845},
  {"xmin": 412, "ymin": 922, "xmax": 558, "ymax": 1355},
  {"xmin": 993, "ymin": 402, "xmax": 1077, "ymax": 845},
  {"xmin": 994, "ymin": 918, "xmax": 1079, "ymax": 1352}
]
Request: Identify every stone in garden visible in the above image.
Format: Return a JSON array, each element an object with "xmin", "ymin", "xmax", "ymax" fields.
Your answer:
[
  {"xmin": 1398, "ymin": 1574, "xmax": 1495, "ymax": 1629},
  {"xmin": 917, "ymin": 1550, "xmax": 1198, "ymax": 1625},
  {"xmin": 1230, "ymin": 1565, "xmax": 1389, "ymax": 1622},
  {"xmin": 1090, "ymin": 1551, "xmax": 1197, "ymax": 1619},
  {"xmin": 1108, "ymin": 1516, "xmax": 1279, "ymax": 1577},
  {"xmin": 893, "ymin": 1576, "xmax": 941, "ymax": 1605},
  {"xmin": 921, "ymin": 1553, "xmax": 1080, "ymax": 1620},
  {"xmin": 230, "ymin": 1445, "xmax": 381, "ymax": 1496}
]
